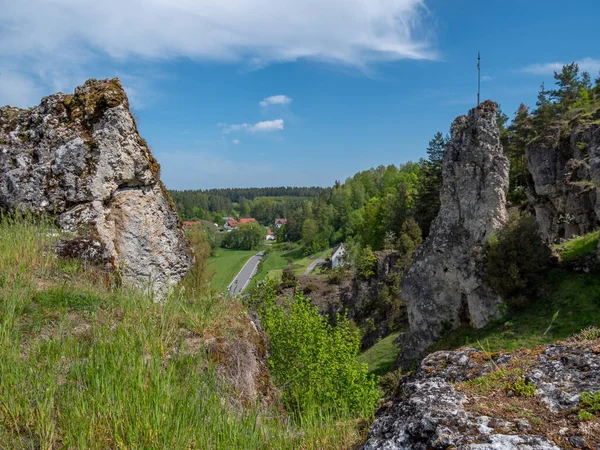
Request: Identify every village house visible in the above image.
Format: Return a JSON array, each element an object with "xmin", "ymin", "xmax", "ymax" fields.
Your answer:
[
  {"xmin": 183, "ymin": 221, "xmax": 202, "ymax": 229},
  {"xmin": 274, "ymin": 218, "xmax": 287, "ymax": 229},
  {"xmin": 331, "ymin": 243, "xmax": 346, "ymax": 269},
  {"xmin": 223, "ymin": 219, "xmax": 239, "ymax": 230},
  {"xmin": 266, "ymin": 229, "xmax": 276, "ymax": 241}
]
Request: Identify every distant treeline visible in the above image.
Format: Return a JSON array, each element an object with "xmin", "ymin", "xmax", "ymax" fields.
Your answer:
[{"xmin": 169, "ymin": 187, "xmax": 329, "ymax": 223}]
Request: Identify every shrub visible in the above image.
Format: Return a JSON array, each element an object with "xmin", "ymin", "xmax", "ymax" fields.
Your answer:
[
  {"xmin": 327, "ymin": 267, "xmax": 346, "ymax": 285},
  {"xmin": 355, "ymin": 245, "xmax": 377, "ymax": 280},
  {"xmin": 258, "ymin": 283, "xmax": 380, "ymax": 417},
  {"xmin": 303, "ymin": 283, "xmax": 317, "ymax": 294},
  {"xmin": 281, "ymin": 264, "xmax": 297, "ymax": 289},
  {"xmin": 484, "ymin": 212, "xmax": 551, "ymax": 304}
]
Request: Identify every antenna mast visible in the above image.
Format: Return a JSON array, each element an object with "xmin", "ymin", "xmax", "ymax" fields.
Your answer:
[{"xmin": 477, "ymin": 51, "xmax": 481, "ymax": 106}]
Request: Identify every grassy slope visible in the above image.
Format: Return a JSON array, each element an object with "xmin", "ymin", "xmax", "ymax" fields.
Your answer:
[
  {"xmin": 0, "ymin": 217, "xmax": 365, "ymax": 449},
  {"xmin": 357, "ymin": 332, "xmax": 401, "ymax": 376},
  {"xmin": 254, "ymin": 247, "xmax": 329, "ymax": 284},
  {"xmin": 207, "ymin": 248, "xmax": 256, "ymax": 293},
  {"xmin": 359, "ymin": 232, "xmax": 600, "ymax": 375}
]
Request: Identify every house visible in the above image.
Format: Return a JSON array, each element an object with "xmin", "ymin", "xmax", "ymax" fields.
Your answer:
[
  {"xmin": 274, "ymin": 218, "xmax": 287, "ymax": 229},
  {"xmin": 265, "ymin": 229, "xmax": 276, "ymax": 241},
  {"xmin": 224, "ymin": 219, "xmax": 239, "ymax": 230},
  {"xmin": 331, "ymin": 243, "xmax": 346, "ymax": 269},
  {"xmin": 183, "ymin": 221, "xmax": 201, "ymax": 229}
]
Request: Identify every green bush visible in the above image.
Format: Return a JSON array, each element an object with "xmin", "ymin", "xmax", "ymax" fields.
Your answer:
[
  {"xmin": 254, "ymin": 282, "xmax": 380, "ymax": 417},
  {"xmin": 327, "ymin": 267, "xmax": 346, "ymax": 285},
  {"xmin": 281, "ymin": 264, "xmax": 297, "ymax": 289},
  {"xmin": 485, "ymin": 212, "xmax": 551, "ymax": 304},
  {"xmin": 355, "ymin": 245, "xmax": 377, "ymax": 280}
]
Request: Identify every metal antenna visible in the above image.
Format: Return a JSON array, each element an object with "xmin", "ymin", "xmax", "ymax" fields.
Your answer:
[{"xmin": 477, "ymin": 51, "xmax": 481, "ymax": 106}]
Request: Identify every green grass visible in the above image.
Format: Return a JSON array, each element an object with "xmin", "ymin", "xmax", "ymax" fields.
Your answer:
[
  {"xmin": 207, "ymin": 247, "xmax": 256, "ymax": 293},
  {"xmin": 357, "ymin": 332, "xmax": 401, "ymax": 376},
  {"xmin": 0, "ymin": 215, "xmax": 369, "ymax": 449},
  {"xmin": 554, "ymin": 230, "xmax": 600, "ymax": 261},
  {"xmin": 253, "ymin": 247, "xmax": 329, "ymax": 284},
  {"xmin": 431, "ymin": 268, "xmax": 600, "ymax": 353}
]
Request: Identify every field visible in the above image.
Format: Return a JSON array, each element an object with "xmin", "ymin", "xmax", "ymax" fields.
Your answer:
[{"xmin": 207, "ymin": 248, "xmax": 257, "ymax": 293}]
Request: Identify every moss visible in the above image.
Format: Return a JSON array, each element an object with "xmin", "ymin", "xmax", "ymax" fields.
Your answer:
[{"xmin": 62, "ymin": 78, "xmax": 127, "ymax": 133}]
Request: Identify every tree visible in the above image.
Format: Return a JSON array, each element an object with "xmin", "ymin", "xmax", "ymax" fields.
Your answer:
[
  {"xmin": 506, "ymin": 104, "xmax": 534, "ymax": 204},
  {"xmin": 415, "ymin": 131, "xmax": 449, "ymax": 237},
  {"xmin": 355, "ymin": 245, "xmax": 377, "ymax": 280},
  {"xmin": 551, "ymin": 62, "xmax": 582, "ymax": 112},
  {"xmin": 484, "ymin": 212, "xmax": 551, "ymax": 304},
  {"xmin": 221, "ymin": 222, "xmax": 264, "ymax": 250},
  {"xmin": 532, "ymin": 82, "xmax": 557, "ymax": 133},
  {"xmin": 396, "ymin": 218, "xmax": 422, "ymax": 270}
]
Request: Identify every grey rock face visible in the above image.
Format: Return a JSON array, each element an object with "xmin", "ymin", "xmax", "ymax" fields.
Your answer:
[
  {"xmin": 362, "ymin": 336, "xmax": 600, "ymax": 450},
  {"xmin": 398, "ymin": 101, "xmax": 509, "ymax": 367},
  {"xmin": 0, "ymin": 78, "xmax": 192, "ymax": 295},
  {"xmin": 526, "ymin": 109, "xmax": 600, "ymax": 250}
]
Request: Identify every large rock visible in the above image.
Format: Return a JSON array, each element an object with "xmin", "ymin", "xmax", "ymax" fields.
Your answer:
[
  {"xmin": 398, "ymin": 101, "xmax": 509, "ymax": 367},
  {"xmin": 362, "ymin": 333, "xmax": 600, "ymax": 449},
  {"xmin": 0, "ymin": 78, "xmax": 192, "ymax": 295},
  {"xmin": 526, "ymin": 108, "xmax": 600, "ymax": 245}
]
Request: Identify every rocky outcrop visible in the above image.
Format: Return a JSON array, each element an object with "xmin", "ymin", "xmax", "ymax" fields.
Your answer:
[
  {"xmin": 340, "ymin": 251, "xmax": 405, "ymax": 348},
  {"xmin": 526, "ymin": 108, "xmax": 600, "ymax": 246},
  {"xmin": 398, "ymin": 101, "xmax": 509, "ymax": 367},
  {"xmin": 362, "ymin": 332, "xmax": 600, "ymax": 449},
  {"xmin": 0, "ymin": 79, "xmax": 192, "ymax": 295}
]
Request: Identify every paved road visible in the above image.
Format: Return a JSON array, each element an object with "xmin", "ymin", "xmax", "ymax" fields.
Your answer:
[
  {"xmin": 228, "ymin": 251, "xmax": 265, "ymax": 296},
  {"xmin": 304, "ymin": 257, "xmax": 326, "ymax": 275}
]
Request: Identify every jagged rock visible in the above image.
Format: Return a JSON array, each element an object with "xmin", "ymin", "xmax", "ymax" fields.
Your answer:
[
  {"xmin": 339, "ymin": 251, "xmax": 404, "ymax": 348},
  {"xmin": 0, "ymin": 78, "xmax": 192, "ymax": 295},
  {"xmin": 362, "ymin": 335, "xmax": 600, "ymax": 450},
  {"xmin": 525, "ymin": 109, "xmax": 600, "ymax": 246},
  {"xmin": 398, "ymin": 101, "xmax": 509, "ymax": 367}
]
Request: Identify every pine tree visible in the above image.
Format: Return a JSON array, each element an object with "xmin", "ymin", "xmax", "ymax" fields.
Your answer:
[
  {"xmin": 415, "ymin": 131, "xmax": 449, "ymax": 237},
  {"xmin": 551, "ymin": 62, "xmax": 582, "ymax": 111},
  {"xmin": 532, "ymin": 82, "xmax": 556, "ymax": 133},
  {"xmin": 506, "ymin": 104, "xmax": 534, "ymax": 204}
]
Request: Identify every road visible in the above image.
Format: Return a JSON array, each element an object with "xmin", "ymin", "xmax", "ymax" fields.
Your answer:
[
  {"xmin": 228, "ymin": 251, "xmax": 265, "ymax": 296},
  {"xmin": 304, "ymin": 257, "xmax": 326, "ymax": 275}
]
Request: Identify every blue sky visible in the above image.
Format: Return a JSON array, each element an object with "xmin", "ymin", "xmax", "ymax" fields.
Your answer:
[{"xmin": 2, "ymin": 0, "xmax": 599, "ymax": 190}]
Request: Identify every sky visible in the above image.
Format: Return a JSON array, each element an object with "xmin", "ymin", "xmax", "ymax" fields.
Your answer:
[{"xmin": 1, "ymin": 0, "xmax": 600, "ymax": 190}]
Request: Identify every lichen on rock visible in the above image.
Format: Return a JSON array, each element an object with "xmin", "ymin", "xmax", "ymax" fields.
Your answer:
[
  {"xmin": 0, "ymin": 78, "xmax": 192, "ymax": 296},
  {"xmin": 362, "ymin": 333, "xmax": 600, "ymax": 449},
  {"xmin": 398, "ymin": 100, "xmax": 510, "ymax": 367}
]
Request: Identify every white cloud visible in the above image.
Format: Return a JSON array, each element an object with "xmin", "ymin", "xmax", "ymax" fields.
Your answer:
[
  {"xmin": 482, "ymin": 75, "xmax": 494, "ymax": 81},
  {"xmin": 0, "ymin": 0, "xmax": 435, "ymax": 107},
  {"xmin": 223, "ymin": 119, "xmax": 284, "ymax": 133},
  {"xmin": 259, "ymin": 95, "xmax": 293, "ymax": 107},
  {"xmin": 232, "ymin": 139, "xmax": 241, "ymax": 145},
  {"xmin": 521, "ymin": 57, "xmax": 600, "ymax": 75}
]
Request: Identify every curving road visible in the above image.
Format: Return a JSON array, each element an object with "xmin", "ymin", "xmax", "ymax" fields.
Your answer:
[{"xmin": 228, "ymin": 251, "xmax": 264, "ymax": 296}]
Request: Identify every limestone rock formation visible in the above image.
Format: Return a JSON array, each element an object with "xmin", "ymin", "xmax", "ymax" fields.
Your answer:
[
  {"xmin": 362, "ymin": 333, "xmax": 600, "ymax": 449},
  {"xmin": 398, "ymin": 101, "xmax": 509, "ymax": 367},
  {"xmin": 0, "ymin": 78, "xmax": 192, "ymax": 295},
  {"xmin": 526, "ymin": 108, "xmax": 600, "ymax": 246}
]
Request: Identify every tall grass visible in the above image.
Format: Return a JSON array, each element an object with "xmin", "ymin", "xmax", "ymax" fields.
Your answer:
[{"xmin": 0, "ymin": 215, "xmax": 367, "ymax": 449}]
